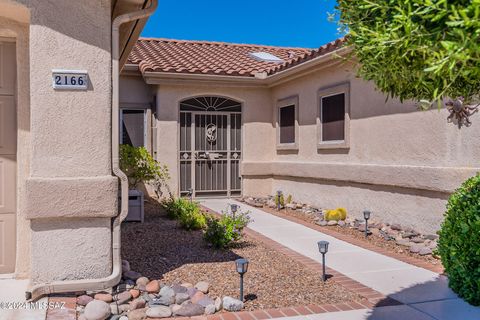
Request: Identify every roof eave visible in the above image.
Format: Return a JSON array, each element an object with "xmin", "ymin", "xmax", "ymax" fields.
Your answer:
[{"xmin": 130, "ymin": 45, "xmax": 352, "ymax": 86}]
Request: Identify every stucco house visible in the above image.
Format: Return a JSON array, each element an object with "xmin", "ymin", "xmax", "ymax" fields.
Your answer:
[
  {"xmin": 1, "ymin": 0, "xmax": 479, "ymax": 304},
  {"xmin": 0, "ymin": 0, "xmax": 158, "ymax": 300},
  {"xmin": 120, "ymin": 37, "xmax": 480, "ymax": 235}
]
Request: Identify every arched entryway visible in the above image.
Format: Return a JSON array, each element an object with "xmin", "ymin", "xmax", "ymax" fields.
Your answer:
[{"xmin": 179, "ymin": 96, "xmax": 242, "ymax": 197}]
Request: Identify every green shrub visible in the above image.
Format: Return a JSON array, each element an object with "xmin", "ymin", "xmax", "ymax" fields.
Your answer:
[
  {"xmin": 119, "ymin": 144, "xmax": 169, "ymax": 190},
  {"xmin": 437, "ymin": 174, "xmax": 480, "ymax": 306},
  {"xmin": 286, "ymin": 194, "xmax": 293, "ymax": 204},
  {"xmin": 204, "ymin": 208, "xmax": 251, "ymax": 249},
  {"xmin": 163, "ymin": 197, "xmax": 206, "ymax": 230}
]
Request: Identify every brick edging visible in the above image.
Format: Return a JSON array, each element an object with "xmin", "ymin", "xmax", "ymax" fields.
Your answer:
[
  {"xmin": 201, "ymin": 206, "xmax": 402, "ymax": 307},
  {"xmin": 255, "ymin": 207, "xmax": 444, "ymax": 274}
]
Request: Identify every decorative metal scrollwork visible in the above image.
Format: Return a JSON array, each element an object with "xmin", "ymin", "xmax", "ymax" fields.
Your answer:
[{"xmin": 206, "ymin": 123, "xmax": 217, "ymax": 142}]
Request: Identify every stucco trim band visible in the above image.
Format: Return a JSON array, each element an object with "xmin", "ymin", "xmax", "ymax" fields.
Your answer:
[
  {"xmin": 25, "ymin": 176, "xmax": 118, "ymax": 219},
  {"xmin": 241, "ymin": 161, "xmax": 479, "ymax": 194}
]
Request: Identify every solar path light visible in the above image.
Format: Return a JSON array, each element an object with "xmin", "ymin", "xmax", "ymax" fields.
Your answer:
[
  {"xmin": 235, "ymin": 258, "xmax": 249, "ymax": 301},
  {"xmin": 363, "ymin": 210, "xmax": 371, "ymax": 238},
  {"xmin": 231, "ymin": 203, "xmax": 239, "ymax": 218},
  {"xmin": 317, "ymin": 241, "xmax": 329, "ymax": 282},
  {"xmin": 276, "ymin": 190, "xmax": 283, "ymax": 210}
]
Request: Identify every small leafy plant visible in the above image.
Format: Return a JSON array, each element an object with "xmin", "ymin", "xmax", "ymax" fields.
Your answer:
[
  {"xmin": 437, "ymin": 174, "xmax": 480, "ymax": 306},
  {"xmin": 204, "ymin": 207, "xmax": 251, "ymax": 249},
  {"xmin": 119, "ymin": 144, "xmax": 169, "ymax": 190},
  {"xmin": 163, "ymin": 197, "xmax": 206, "ymax": 230}
]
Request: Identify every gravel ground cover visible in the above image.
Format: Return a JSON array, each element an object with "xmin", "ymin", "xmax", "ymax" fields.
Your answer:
[
  {"xmin": 261, "ymin": 206, "xmax": 442, "ymax": 268},
  {"xmin": 121, "ymin": 200, "xmax": 363, "ymax": 311}
]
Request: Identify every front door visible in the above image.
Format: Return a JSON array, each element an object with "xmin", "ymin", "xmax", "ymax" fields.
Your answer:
[
  {"xmin": 0, "ymin": 40, "xmax": 16, "ymax": 273},
  {"xmin": 179, "ymin": 97, "xmax": 242, "ymax": 197}
]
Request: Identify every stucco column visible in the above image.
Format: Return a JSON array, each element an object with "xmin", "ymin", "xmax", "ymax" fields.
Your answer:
[{"xmin": 23, "ymin": 1, "xmax": 117, "ymax": 283}]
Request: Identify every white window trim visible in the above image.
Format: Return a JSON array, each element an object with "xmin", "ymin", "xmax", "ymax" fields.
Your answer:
[
  {"xmin": 317, "ymin": 82, "xmax": 350, "ymax": 149},
  {"xmin": 120, "ymin": 108, "xmax": 147, "ymax": 147},
  {"xmin": 276, "ymin": 95, "xmax": 299, "ymax": 150}
]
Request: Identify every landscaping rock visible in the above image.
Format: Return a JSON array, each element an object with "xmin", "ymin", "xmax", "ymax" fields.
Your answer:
[
  {"xmin": 338, "ymin": 220, "xmax": 346, "ymax": 227},
  {"xmin": 136, "ymin": 277, "xmax": 149, "ymax": 287},
  {"xmin": 84, "ymin": 300, "xmax": 111, "ymax": 320},
  {"xmin": 409, "ymin": 245, "xmax": 421, "ymax": 254},
  {"xmin": 191, "ymin": 291, "xmax": 205, "ymax": 304},
  {"xmin": 129, "ymin": 298, "xmax": 146, "ymax": 310},
  {"xmin": 424, "ymin": 234, "xmax": 438, "ymax": 240},
  {"xmin": 173, "ymin": 302, "xmax": 205, "ymax": 317},
  {"xmin": 77, "ymin": 295, "xmax": 93, "ymax": 306},
  {"xmin": 146, "ymin": 306, "xmax": 172, "ymax": 318},
  {"xmin": 403, "ymin": 231, "xmax": 418, "ymax": 239},
  {"xmin": 146, "ymin": 280, "xmax": 160, "ymax": 293},
  {"xmin": 113, "ymin": 291, "xmax": 132, "ymax": 304},
  {"xmin": 172, "ymin": 284, "xmax": 188, "ymax": 294},
  {"xmin": 123, "ymin": 270, "xmax": 142, "ymax": 281},
  {"xmin": 214, "ymin": 297, "xmax": 222, "ymax": 311},
  {"xmin": 429, "ymin": 241, "xmax": 438, "ymax": 250},
  {"xmin": 316, "ymin": 220, "xmax": 328, "ymax": 226},
  {"xmin": 187, "ymin": 287, "xmax": 198, "ymax": 298},
  {"xmin": 411, "ymin": 237, "xmax": 425, "ymax": 243},
  {"xmin": 170, "ymin": 304, "xmax": 182, "ymax": 313},
  {"xmin": 195, "ymin": 281, "xmax": 210, "ymax": 293},
  {"xmin": 94, "ymin": 293, "xmax": 113, "ymax": 303},
  {"xmin": 153, "ymin": 286, "xmax": 175, "ymax": 305},
  {"xmin": 286, "ymin": 203, "xmax": 296, "ymax": 210},
  {"xmin": 419, "ymin": 247, "xmax": 432, "ymax": 256},
  {"xmin": 396, "ymin": 239, "xmax": 411, "ymax": 247},
  {"xmin": 391, "ymin": 224, "xmax": 402, "ymax": 231},
  {"xmin": 222, "ymin": 296, "xmax": 244, "ymax": 311},
  {"xmin": 327, "ymin": 220, "xmax": 338, "ymax": 226},
  {"xmin": 205, "ymin": 304, "xmax": 216, "ymax": 315},
  {"xmin": 127, "ymin": 307, "xmax": 147, "ymax": 320},
  {"xmin": 175, "ymin": 292, "xmax": 190, "ymax": 304},
  {"xmin": 181, "ymin": 282, "xmax": 193, "ymax": 288},
  {"xmin": 130, "ymin": 289, "xmax": 140, "ymax": 299},
  {"xmin": 122, "ymin": 260, "xmax": 130, "ymax": 272},
  {"xmin": 110, "ymin": 303, "xmax": 130, "ymax": 315},
  {"xmin": 197, "ymin": 296, "xmax": 215, "ymax": 308}
]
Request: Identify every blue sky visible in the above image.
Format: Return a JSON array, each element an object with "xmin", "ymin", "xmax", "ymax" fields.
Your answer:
[{"xmin": 141, "ymin": 0, "xmax": 340, "ymax": 48}]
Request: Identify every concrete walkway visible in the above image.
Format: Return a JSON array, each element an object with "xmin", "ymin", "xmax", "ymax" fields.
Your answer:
[
  {"xmin": 0, "ymin": 278, "xmax": 48, "ymax": 320},
  {"xmin": 201, "ymin": 198, "xmax": 480, "ymax": 320}
]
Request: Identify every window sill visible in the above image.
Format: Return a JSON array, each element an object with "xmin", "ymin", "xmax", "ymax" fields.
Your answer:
[
  {"xmin": 317, "ymin": 141, "xmax": 349, "ymax": 150},
  {"xmin": 276, "ymin": 143, "xmax": 299, "ymax": 151}
]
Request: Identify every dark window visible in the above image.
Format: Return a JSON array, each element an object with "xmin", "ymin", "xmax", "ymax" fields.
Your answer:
[
  {"xmin": 121, "ymin": 110, "xmax": 145, "ymax": 147},
  {"xmin": 321, "ymin": 93, "xmax": 345, "ymax": 141},
  {"xmin": 279, "ymin": 104, "xmax": 295, "ymax": 144}
]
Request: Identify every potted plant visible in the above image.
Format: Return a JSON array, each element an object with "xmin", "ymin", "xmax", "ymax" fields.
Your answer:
[{"xmin": 119, "ymin": 144, "xmax": 169, "ymax": 222}]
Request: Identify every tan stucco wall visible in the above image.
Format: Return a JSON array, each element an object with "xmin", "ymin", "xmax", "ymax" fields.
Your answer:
[
  {"xmin": 121, "ymin": 60, "xmax": 480, "ymax": 234},
  {"xmin": 260, "ymin": 62, "xmax": 480, "ymax": 233},
  {"xmin": 153, "ymin": 83, "xmax": 274, "ymax": 195},
  {"xmin": 2, "ymin": 0, "xmax": 116, "ymax": 282}
]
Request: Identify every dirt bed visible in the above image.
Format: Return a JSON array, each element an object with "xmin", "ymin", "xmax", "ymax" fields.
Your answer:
[
  {"xmin": 260, "ymin": 206, "xmax": 442, "ymax": 269},
  {"xmin": 121, "ymin": 200, "xmax": 363, "ymax": 311}
]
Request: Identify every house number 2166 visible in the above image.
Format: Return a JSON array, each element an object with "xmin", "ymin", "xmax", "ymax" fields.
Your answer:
[{"xmin": 52, "ymin": 70, "xmax": 88, "ymax": 90}]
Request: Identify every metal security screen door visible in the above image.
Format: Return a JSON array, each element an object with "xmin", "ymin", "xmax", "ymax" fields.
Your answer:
[{"xmin": 180, "ymin": 97, "xmax": 241, "ymax": 197}]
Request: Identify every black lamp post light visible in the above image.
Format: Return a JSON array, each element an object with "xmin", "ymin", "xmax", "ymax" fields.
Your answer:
[
  {"xmin": 363, "ymin": 210, "xmax": 371, "ymax": 238},
  {"xmin": 235, "ymin": 258, "xmax": 249, "ymax": 301},
  {"xmin": 317, "ymin": 240, "xmax": 329, "ymax": 282},
  {"xmin": 187, "ymin": 188, "xmax": 193, "ymax": 202},
  {"xmin": 276, "ymin": 190, "xmax": 283, "ymax": 210},
  {"xmin": 231, "ymin": 203, "xmax": 239, "ymax": 218}
]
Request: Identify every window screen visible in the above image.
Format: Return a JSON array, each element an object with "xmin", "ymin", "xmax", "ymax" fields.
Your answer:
[
  {"xmin": 121, "ymin": 110, "xmax": 145, "ymax": 147},
  {"xmin": 321, "ymin": 93, "xmax": 345, "ymax": 141},
  {"xmin": 279, "ymin": 104, "xmax": 295, "ymax": 144}
]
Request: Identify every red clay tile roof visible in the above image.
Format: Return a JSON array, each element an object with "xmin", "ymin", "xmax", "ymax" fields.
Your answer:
[{"xmin": 127, "ymin": 37, "xmax": 346, "ymax": 77}]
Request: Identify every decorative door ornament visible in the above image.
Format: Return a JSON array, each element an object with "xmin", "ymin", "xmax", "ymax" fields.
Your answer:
[{"xmin": 206, "ymin": 123, "xmax": 217, "ymax": 142}]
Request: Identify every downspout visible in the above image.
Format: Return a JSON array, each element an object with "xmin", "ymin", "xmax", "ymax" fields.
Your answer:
[{"xmin": 26, "ymin": 0, "xmax": 158, "ymax": 301}]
